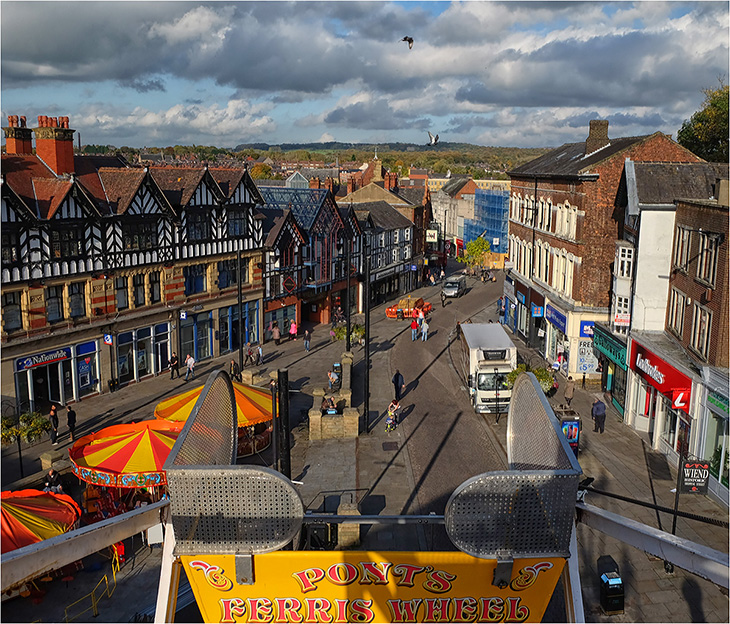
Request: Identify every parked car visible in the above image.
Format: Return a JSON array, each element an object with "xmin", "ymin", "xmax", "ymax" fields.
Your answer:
[{"xmin": 442, "ymin": 275, "xmax": 467, "ymax": 298}]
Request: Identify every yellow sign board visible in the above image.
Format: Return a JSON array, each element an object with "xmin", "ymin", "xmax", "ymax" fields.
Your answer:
[{"xmin": 181, "ymin": 552, "xmax": 565, "ymax": 623}]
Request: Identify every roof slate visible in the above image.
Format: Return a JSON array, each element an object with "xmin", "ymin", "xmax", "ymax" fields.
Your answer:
[
  {"xmin": 352, "ymin": 200, "xmax": 413, "ymax": 231},
  {"xmin": 632, "ymin": 162, "xmax": 729, "ymax": 205},
  {"xmin": 149, "ymin": 167, "xmax": 207, "ymax": 207}
]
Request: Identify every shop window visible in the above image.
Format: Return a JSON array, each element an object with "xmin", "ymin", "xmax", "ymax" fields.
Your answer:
[
  {"xmin": 46, "ymin": 285, "xmax": 64, "ymax": 322},
  {"xmin": 228, "ymin": 210, "xmax": 248, "ymax": 237},
  {"xmin": 661, "ymin": 405, "xmax": 677, "ymax": 449},
  {"xmin": 133, "ymin": 274, "xmax": 146, "ymax": 307},
  {"xmin": 68, "ymin": 282, "xmax": 86, "ymax": 318},
  {"xmin": 696, "ymin": 232, "xmax": 719, "ymax": 286},
  {"xmin": 115, "ymin": 277, "xmax": 129, "ymax": 310},
  {"xmin": 150, "ymin": 271, "xmax": 161, "ymax": 304},
  {"xmin": 123, "ymin": 221, "xmax": 157, "ymax": 250},
  {"xmin": 187, "ymin": 211, "xmax": 210, "ymax": 242},
  {"xmin": 117, "ymin": 331, "xmax": 134, "ymax": 384},
  {"xmin": 76, "ymin": 340, "xmax": 99, "ymax": 398},
  {"xmin": 1, "ymin": 229, "xmax": 19, "ymax": 264},
  {"xmin": 672, "ymin": 226, "xmax": 690, "ymax": 270},
  {"xmin": 2, "ymin": 291, "xmax": 23, "ymax": 331},
  {"xmin": 667, "ymin": 288, "xmax": 685, "ymax": 337},
  {"xmin": 184, "ymin": 264, "xmax": 207, "ymax": 295},
  {"xmin": 690, "ymin": 303, "xmax": 712, "ymax": 360},
  {"xmin": 52, "ymin": 228, "xmax": 83, "ymax": 259}
]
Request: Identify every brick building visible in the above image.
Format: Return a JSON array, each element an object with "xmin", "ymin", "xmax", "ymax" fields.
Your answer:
[{"xmin": 505, "ymin": 120, "xmax": 702, "ymax": 378}]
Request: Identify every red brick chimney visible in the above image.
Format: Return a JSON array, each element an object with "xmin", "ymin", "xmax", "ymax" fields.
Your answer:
[
  {"xmin": 3, "ymin": 115, "xmax": 33, "ymax": 154},
  {"xmin": 324, "ymin": 177, "xmax": 334, "ymax": 193},
  {"xmin": 34, "ymin": 115, "xmax": 75, "ymax": 175},
  {"xmin": 309, "ymin": 176, "xmax": 321, "ymax": 189},
  {"xmin": 347, "ymin": 177, "xmax": 355, "ymax": 195},
  {"xmin": 585, "ymin": 119, "xmax": 610, "ymax": 155}
]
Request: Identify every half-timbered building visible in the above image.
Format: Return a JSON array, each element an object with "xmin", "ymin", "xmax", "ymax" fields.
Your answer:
[{"xmin": 1, "ymin": 115, "xmax": 264, "ymax": 414}]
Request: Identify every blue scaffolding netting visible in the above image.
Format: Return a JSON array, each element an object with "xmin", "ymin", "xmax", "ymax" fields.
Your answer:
[{"xmin": 464, "ymin": 189, "xmax": 509, "ymax": 253}]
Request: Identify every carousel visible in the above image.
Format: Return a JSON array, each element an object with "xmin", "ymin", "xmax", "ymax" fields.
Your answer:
[{"xmin": 154, "ymin": 380, "xmax": 274, "ymax": 458}]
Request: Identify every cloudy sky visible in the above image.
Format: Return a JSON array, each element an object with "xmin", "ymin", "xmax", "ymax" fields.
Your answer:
[{"xmin": 2, "ymin": 1, "xmax": 728, "ymax": 149}]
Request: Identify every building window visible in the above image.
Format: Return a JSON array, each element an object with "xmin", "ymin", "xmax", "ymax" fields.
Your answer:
[
  {"xmin": 228, "ymin": 210, "xmax": 248, "ymax": 237},
  {"xmin": 133, "ymin": 274, "xmax": 146, "ymax": 307},
  {"xmin": 52, "ymin": 228, "xmax": 83, "ymax": 259},
  {"xmin": 697, "ymin": 233, "xmax": 719, "ymax": 286},
  {"xmin": 667, "ymin": 288, "xmax": 685, "ymax": 337},
  {"xmin": 672, "ymin": 226, "xmax": 690, "ymax": 270},
  {"xmin": 613, "ymin": 295, "xmax": 630, "ymax": 335},
  {"xmin": 1, "ymin": 229, "xmax": 19, "ymax": 264},
  {"xmin": 69, "ymin": 282, "xmax": 86, "ymax": 318},
  {"xmin": 404, "ymin": 228, "xmax": 411, "ymax": 241},
  {"xmin": 690, "ymin": 303, "xmax": 712, "ymax": 359},
  {"xmin": 392, "ymin": 249, "xmax": 398, "ymax": 264},
  {"xmin": 115, "ymin": 277, "xmax": 129, "ymax": 310},
  {"xmin": 617, "ymin": 246, "xmax": 634, "ymax": 278},
  {"xmin": 46, "ymin": 285, "xmax": 64, "ymax": 322},
  {"xmin": 218, "ymin": 259, "xmax": 243, "ymax": 289},
  {"xmin": 150, "ymin": 271, "xmax": 161, "ymax": 304},
  {"xmin": 187, "ymin": 212, "xmax": 211, "ymax": 242},
  {"xmin": 2, "ymin": 291, "xmax": 22, "ymax": 331},
  {"xmin": 394, "ymin": 230, "xmax": 399, "ymax": 244},
  {"xmin": 184, "ymin": 264, "xmax": 207, "ymax": 295},
  {"xmin": 123, "ymin": 221, "xmax": 158, "ymax": 250}
]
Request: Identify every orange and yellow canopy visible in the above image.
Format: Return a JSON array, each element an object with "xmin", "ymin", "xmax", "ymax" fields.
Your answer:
[
  {"xmin": 69, "ymin": 420, "xmax": 183, "ymax": 488},
  {"xmin": 154, "ymin": 381, "xmax": 274, "ymax": 429},
  {"xmin": 1, "ymin": 489, "xmax": 81, "ymax": 554}
]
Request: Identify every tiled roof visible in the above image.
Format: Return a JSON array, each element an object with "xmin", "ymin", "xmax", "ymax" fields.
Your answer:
[
  {"xmin": 149, "ymin": 167, "xmax": 207, "ymax": 207},
  {"xmin": 2, "ymin": 155, "xmax": 56, "ymax": 215},
  {"xmin": 353, "ymin": 200, "xmax": 413, "ymax": 231},
  {"xmin": 396, "ymin": 186, "xmax": 426, "ymax": 206},
  {"xmin": 33, "ymin": 177, "xmax": 74, "ymax": 220},
  {"xmin": 440, "ymin": 177, "xmax": 470, "ymax": 197},
  {"xmin": 631, "ymin": 162, "xmax": 729, "ymax": 206},
  {"xmin": 510, "ymin": 134, "xmax": 657, "ymax": 177},
  {"xmin": 209, "ymin": 168, "xmax": 245, "ymax": 199},
  {"xmin": 97, "ymin": 168, "xmax": 147, "ymax": 215},
  {"xmin": 73, "ymin": 155, "xmax": 131, "ymax": 214}
]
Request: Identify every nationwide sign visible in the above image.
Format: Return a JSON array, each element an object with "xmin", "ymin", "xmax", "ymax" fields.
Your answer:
[
  {"xmin": 629, "ymin": 342, "xmax": 692, "ymax": 414},
  {"xmin": 15, "ymin": 347, "xmax": 72, "ymax": 372},
  {"xmin": 182, "ymin": 552, "xmax": 565, "ymax": 623}
]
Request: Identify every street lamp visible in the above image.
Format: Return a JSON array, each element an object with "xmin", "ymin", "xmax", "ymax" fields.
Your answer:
[
  {"xmin": 363, "ymin": 224, "xmax": 372, "ymax": 432},
  {"xmin": 345, "ymin": 235, "xmax": 352, "ymax": 351}
]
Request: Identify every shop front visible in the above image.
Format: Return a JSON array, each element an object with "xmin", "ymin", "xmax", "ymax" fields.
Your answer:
[
  {"xmin": 371, "ymin": 263, "xmax": 411, "ymax": 306},
  {"xmin": 218, "ymin": 301, "xmax": 259, "ymax": 350},
  {"xmin": 179, "ymin": 312, "xmax": 213, "ymax": 364},
  {"xmin": 264, "ymin": 300, "xmax": 297, "ymax": 342},
  {"xmin": 627, "ymin": 339, "xmax": 694, "ymax": 463},
  {"xmin": 592, "ymin": 323, "xmax": 628, "ymax": 416},
  {"xmin": 700, "ymin": 367, "xmax": 729, "ymax": 505},
  {"xmin": 117, "ymin": 323, "xmax": 171, "ymax": 387},
  {"xmin": 545, "ymin": 303, "xmax": 569, "ymax": 375},
  {"xmin": 502, "ymin": 277, "xmax": 517, "ymax": 332},
  {"xmin": 514, "ymin": 279, "xmax": 529, "ymax": 339},
  {"xmin": 529, "ymin": 290, "xmax": 545, "ymax": 351},
  {"xmin": 15, "ymin": 340, "xmax": 101, "ymax": 413}
]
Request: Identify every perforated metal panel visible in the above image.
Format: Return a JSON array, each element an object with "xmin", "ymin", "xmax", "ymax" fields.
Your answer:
[
  {"xmin": 167, "ymin": 466, "xmax": 304, "ymax": 555},
  {"xmin": 445, "ymin": 373, "xmax": 580, "ymax": 559},
  {"xmin": 164, "ymin": 371, "xmax": 304, "ymax": 555}
]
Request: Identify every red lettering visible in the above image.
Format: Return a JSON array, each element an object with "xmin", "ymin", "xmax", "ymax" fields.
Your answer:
[
  {"xmin": 305, "ymin": 598, "xmax": 333, "ymax": 623},
  {"xmin": 333, "ymin": 599, "xmax": 349, "ymax": 623},
  {"xmin": 423, "ymin": 570, "xmax": 456, "ymax": 593},
  {"xmin": 274, "ymin": 598, "xmax": 302, "ymax": 623},
  {"xmin": 392, "ymin": 564, "xmax": 425, "ymax": 587},
  {"xmin": 480, "ymin": 597, "xmax": 504, "ymax": 622},
  {"xmin": 453, "ymin": 597, "xmax": 478, "ymax": 622},
  {"xmin": 326, "ymin": 563, "xmax": 359, "ymax": 585},
  {"xmin": 387, "ymin": 599, "xmax": 423, "ymax": 622},
  {"xmin": 358, "ymin": 561, "xmax": 392, "ymax": 584},
  {"xmin": 248, "ymin": 598, "xmax": 274, "ymax": 623},
  {"xmin": 505, "ymin": 597, "xmax": 529, "ymax": 622},
  {"xmin": 424, "ymin": 597, "xmax": 450, "ymax": 622},
  {"xmin": 292, "ymin": 568, "xmax": 325, "ymax": 593},
  {"xmin": 220, "ymin": 598, "xmax": 246, "ymax": 623},
  {"xmin": 350, "ymin": 599, "xmax": 375, "ymax": 623}
]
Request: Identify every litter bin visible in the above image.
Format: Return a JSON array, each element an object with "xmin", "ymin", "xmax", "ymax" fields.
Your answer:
[
  {"xmin": 598, "ymin": 555, "xmax": 624, "ymax": 615},
  {"xmin": 396, "ymin": 309, "xmax": 404, "ymax": 320}
]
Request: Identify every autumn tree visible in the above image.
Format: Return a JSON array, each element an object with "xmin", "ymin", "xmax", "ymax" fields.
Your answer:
[
  {"xmin": 250, "ymin": 163, "xmax": 273, "ymax": 179},
  {"xmin": 457, "ymin": 236, "xmax": 491, "ymax": 269},
  {"xmin": 677, "ymin": 81, "xmax": 729, "ymax": 162}
]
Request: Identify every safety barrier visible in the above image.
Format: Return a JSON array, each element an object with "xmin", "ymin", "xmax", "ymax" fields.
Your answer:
[{"xmin": 63, "ymin": 550, "xmax": 120, "ymax": 622}]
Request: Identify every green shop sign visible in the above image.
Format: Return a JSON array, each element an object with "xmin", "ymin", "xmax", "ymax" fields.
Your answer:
[
  {"xmin": 707, "ymin": 391, "xmax": 729, "ymax": 418},
  {"xmin": 592, "ymin": 327, "xmax": 627, "ymax": 369}
]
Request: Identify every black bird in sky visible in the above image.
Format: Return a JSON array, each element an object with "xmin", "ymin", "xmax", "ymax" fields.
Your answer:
[
  {"xmin": 427, "ymin": 131, "xmax": 439, "ymax": 146},
  {"xmin": 402, "ymin": 36, "xmax": 414, "ymax": 49}
]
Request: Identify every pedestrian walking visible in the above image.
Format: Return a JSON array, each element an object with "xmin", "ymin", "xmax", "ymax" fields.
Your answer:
[
  {"xmin": 421, "ymin": 319, "xmax": 429, "ymax": 341},
  {"xmin": 184, "ymin": 354, "xmax": 195, "ymax": 381},
  {"xmin": 256, "ymin": 344, "xmax": 264, "ymax": 366},
  {"xmin": 418, "ymin": 308, "xmax": 425, "ymax": 328},
  {"xmin": 392, "ymin": 370, "xmax": 405, "ymax": 401},
  {"xmin": 440, "ymin": 290, "xmax": 446, "ymax": 308},
  {"xmin": 410, "ymin": 318, "xmax": 419, "ymax": 341},
  {"xmin": 66, "ymin": 404, "xmax": 77, "ymax": 442},
  {"xmin": 243, "ymin": 342, "xmax": 255, "ymax": 367},
  {"xmin": 564, "ymin": 376, "xmax": 575, "ymax": 406},
  {"xmin": 169, "ymin": 352, "xmax": 180, "ymax": 379},
  {"xmin": 49, "ymin": 404, "xmax": 59, "ymax": 445},
  {"xmin": 272, "ymin": 323, "xmax": 281, "ymax": 346},
  {"xmin": 230, "ymin": 359, "xmax": 241, "ymax": 382},
  {"xmin": 592, "ymin": 399, "xmax": 606, "ymax": 433},
  {"xmin": 289, "ymin": 320, "xmax": 298, "ymax": 341},
  {"xmin": 497, "ymin": 297, "xmax": 504, "ymax": 316},
  {"xmin": 304, "ymin": 329, "xmax": 311, "ymax": 352},
  {"xmin": 440, "ymin": 268, "xmax": 445, "ymax": 282},
  {"xmin": 430, "ymin": 274, "xmax": 436, "ymax": 286}
]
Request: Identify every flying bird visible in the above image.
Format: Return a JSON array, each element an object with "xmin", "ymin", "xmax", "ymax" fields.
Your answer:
[
  {"xmin": 402, "ymin": 36, "xmax": 414, "ymax": 49},
  {"xmin": 427, "ymin": 131, "xmax": 439, "ymax": 146}
]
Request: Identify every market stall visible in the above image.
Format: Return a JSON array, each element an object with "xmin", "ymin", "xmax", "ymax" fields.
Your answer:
[{"xmin": 154, "ymin": 381, "xmax": 274, "ymax": 458}]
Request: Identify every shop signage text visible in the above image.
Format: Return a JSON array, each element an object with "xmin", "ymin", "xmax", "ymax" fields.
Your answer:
[
  {"xmin": 614, "ymin": 313, "xmax": 630, "ymax": 326},
  {"xmin": 531, "ymin": 304, "xmax": 544, "ymax": 318},
  {"xmin": 592, "ymin": 328, "xmax": 627, "ymax": 369},
  {"xmin": 630, "ymin": 342, "xmax": 692, "ymax": 414},
  {"xmin": 545, "ymin": 305, "xmax": 567, "ymax": 334},
  {"xmin": 16, "ymin": 347, "xmax": 72, "ymax": 372},
  {"xmin": 707, "ymin": 391, "xmax": 729, "ymax": 418},
  {"xmin": 103, "ymin": 334, "xmax": 113, "ymax": 345},
  {"xmin": 579, "ymin": 321, "xmax": 594, "ymax": 338},
  {"xmin": 182, "ymin": 552, "xmax": 565, "ymax": 624},
  {"xmin": 516, "ymin": 291, "xmax": 526, "ymax": 304},
  {"xmin": 681, "ymin": 461, "xmax": 710, "ymax": 494}
]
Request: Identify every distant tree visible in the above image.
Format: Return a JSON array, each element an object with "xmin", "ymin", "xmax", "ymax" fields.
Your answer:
[
  {"xmin": 457, "ymin": 236, "xmax": 491, "ymax": 268},
  {"xmin": 677, "ymin": 81, "xmax": 729, "ymax": 162},
  {"xmin": 250, "ymin": 163, "xmax": 273, "ymax": 179}
]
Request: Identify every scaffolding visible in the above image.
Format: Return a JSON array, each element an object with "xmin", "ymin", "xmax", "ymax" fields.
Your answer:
[{"xmin": 465, "ymin": 188, "xmax": 509, "ymax": 252}]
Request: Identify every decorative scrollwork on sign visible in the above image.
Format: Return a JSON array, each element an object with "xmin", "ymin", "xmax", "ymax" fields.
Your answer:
[
  {"xmin": 283, "ymin": 276, "xmax": 297, "ymax": 293},
  {"xmin": 92, "ymin": 284, "xmax": 104, "ymax": 293},
  {"xmin": 30, "ymin": 295, "xmax": 43, "ymax": 304}
]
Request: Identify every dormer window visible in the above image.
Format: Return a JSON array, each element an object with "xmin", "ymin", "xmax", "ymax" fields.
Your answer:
[{"xmin": 187, "ymin": 211, "xmax": 211, "ymax": 242}]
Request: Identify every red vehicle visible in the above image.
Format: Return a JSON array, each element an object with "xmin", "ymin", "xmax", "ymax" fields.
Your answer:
[{"xmin": 386, "ymin": 296, "xmax": 432, "ymax": 319}]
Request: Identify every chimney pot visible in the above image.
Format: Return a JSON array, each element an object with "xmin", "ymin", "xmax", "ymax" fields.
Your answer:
[
  {"xmin": 586, "ymin": 119, "xmax": 610, "ymax": 154},
  {"xmin": 19, "ymin": 116, "xmax": 26, "ymax": 127}
]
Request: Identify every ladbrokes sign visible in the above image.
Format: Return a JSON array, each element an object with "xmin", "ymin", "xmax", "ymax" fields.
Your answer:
[{"xmin": 182, "ymin": 552, "xmax": 565, "ymax": 623}]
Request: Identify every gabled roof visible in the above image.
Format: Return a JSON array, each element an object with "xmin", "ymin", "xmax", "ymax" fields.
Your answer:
[
  {"xmin": 353, "ymin": 201, "xmax": 413, "ymax": 232},
  {"xmin": 73, "ymin": 155, "xmax": 132, "ymax": 215},
  {"xmin": 510, "ymin": 133, "xmax": 665, "ymax": 177},
  {"xmin": 258, "ymin": 187, "xmax": 332, "ymax": 230},
  {"xmin": 209, "ymin": 167, "xmax": 265, "ymax": 205},
  {"xmin": 149, "ymin": 167, "xmax": 221, "ymax": 208},
  {"xmin": 262, "ymin": 208, "xmax": 307, "ymax": 248},
  {"xmin": 2, "ymin": 155, "xmax": 57, "ymax": 215},
  {"xmin": 33, "ymin": 177, "xmax": 74, "ymax": 220},
  {"xmin": 440, "ymin": 177, "xmax": 471, "ymax": 197},
  {"xmin": 396, "ymin": 186, "xmax": 427, "ymax": 206},
  {"xmin": 338, "ymin": 206, "xmax": 362, "ymax": 239},
  {"xmin": 96, "ymin": 168, "xmax": 148, "ymax": 215}
]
